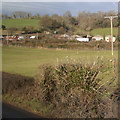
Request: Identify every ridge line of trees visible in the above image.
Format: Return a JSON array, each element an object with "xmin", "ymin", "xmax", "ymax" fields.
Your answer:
[{"xmin": 1, "ymin": 10, "xmax": 119, "ymax": 36}]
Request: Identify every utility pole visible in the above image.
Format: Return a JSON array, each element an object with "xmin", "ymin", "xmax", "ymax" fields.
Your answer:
[
  {"xmin": 104, "ymin": 16, "xmax": 118, "ymax": 73},
  {"xmin": 7, "ymin": 32, "xmax": 9, "ymax": 45},
  {"xmin": 36, "ymin": 32, "xmax": 38, "ymax": 47},
  {"xmin": 104, "ymin": 16, "xmax": 118, "ymax": 56}
]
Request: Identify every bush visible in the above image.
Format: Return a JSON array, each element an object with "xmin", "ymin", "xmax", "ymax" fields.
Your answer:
[
  {"xmin": 36, "ymin": 63, "xmax": 100, "ymax": 101},
  {"xmin": 35, "ymin": 62, "xmax": 115, "ymax": 118},
  {"xmin": 2, "ymin": 25, "xmax": 6, "ymax": 30}
]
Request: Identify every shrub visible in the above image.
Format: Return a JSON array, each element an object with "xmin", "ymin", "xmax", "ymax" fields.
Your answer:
[{"xmin": 35, "ymin": 61, "xmax": 116, "ymax": 118}]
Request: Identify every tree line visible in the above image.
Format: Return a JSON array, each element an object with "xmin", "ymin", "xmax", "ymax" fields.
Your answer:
[{"xmin": 1, "ymin": 10, "xmax": 119, "ymax": 35}]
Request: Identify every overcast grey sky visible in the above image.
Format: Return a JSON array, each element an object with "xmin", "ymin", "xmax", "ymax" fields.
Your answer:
[{"xmin": 2, "ymin": 2, "xmax": 118, "ymax": 16}]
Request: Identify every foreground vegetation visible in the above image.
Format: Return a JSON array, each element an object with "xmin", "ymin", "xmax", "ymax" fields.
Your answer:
[
  {"xmin": 2, "ymin": 46, "xmax": 119, "ymax": 118},
  {"xmin": 3, "ymin": 57, "xmax": 119, "ymax": 118}
]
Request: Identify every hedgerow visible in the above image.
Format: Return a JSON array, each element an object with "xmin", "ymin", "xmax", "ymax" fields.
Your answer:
[{"xmin": 35, "ymin": 59, "xmax": 118, "ymax": 118}]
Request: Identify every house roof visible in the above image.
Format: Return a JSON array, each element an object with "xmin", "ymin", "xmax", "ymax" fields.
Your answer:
[
  {"xmin": 105, "ymin": 35, "xmax": 111, "ymax": 37},
  {"xmin": 59, "ymin": 34, "xmax": 70, "ymax": 38},
  {"xmin": 94, "ymin": 35, "xmax": 103, "ymax": 37},
  {"xmin": 71, "ymin": 35, "xmax": 82, "ymax": 38}
]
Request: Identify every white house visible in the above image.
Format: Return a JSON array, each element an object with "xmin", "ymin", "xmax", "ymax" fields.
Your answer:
[
  {"xmin": 18, "ymin": 36, "xmax": 24, "ymax": 40},
  {"xmin": 92, "ymin": 35, "xmax": 103, "ymax": 41},
  {"xmin": 105, "ymin": 35, "xmax": 116, "ymax": 42},
  {"xmin": 30, "ymin": 36, "xmax": 36, "ymax": 39},
  {"xmin": 76, "ymin": 38, "xmax": 89, "ymax": 42}
]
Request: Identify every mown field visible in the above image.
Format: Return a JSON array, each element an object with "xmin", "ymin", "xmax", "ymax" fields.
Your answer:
[{"xmin": 2, "ymin": 46, "xmax": 118, "ymax": 77}]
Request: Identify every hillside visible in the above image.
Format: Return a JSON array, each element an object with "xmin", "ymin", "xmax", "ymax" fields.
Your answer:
[
  {"xmin": 2, "ymin": 18, "xmax": 118, "ymax": 36},
  {"xmin": 2, "ymin": 18, "xmax": 40, "ymax": 28},
  {"xmin": 91, "ymin": 27, "xmax": 118, "ymax": 36}
]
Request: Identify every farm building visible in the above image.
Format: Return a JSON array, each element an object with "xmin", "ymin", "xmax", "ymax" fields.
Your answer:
[
  {"xmin": 92, "ymin": 35, "xmax": 103, "ymax": 41},
  {"xmin": 76, "ymin": 38, "xmax": 89, "ymax": 42},
  {"xmin": 71, "ymin": 35, "xmax": 82, "ymax": 39},
  {"xmin": 18, "ymin": 36, "xmax": 24, "ymax": 40},
  {"xmin": 4, "ymin": 36, "xmax": 19, "ymax": 41},
  {"xmin": 105, "ymin": 35, "xmax": 116, "ymax": 42},
  {"xmin": 58, "ymin": 34, "xmax": 70, "ymax": 39},
  {"xmin": 30, "ymin": 36, "xmax": 36, "ymax": 39}
]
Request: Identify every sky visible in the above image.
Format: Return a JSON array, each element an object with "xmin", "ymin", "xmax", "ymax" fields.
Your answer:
[{"xmin": 2, "ymin": 2, "xmax": 118, "ymax": 16}]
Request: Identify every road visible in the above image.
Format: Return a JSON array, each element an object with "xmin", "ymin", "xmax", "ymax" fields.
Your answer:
[{"xmin": 2, "ymin": 102, "xmax": 42, "ymax": 119}]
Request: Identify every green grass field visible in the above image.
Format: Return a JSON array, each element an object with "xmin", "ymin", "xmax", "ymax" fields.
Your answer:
[
  {"xmin": 91, "ymin": 27, "xmax": 118, "ymax": 36},
  {"xmin": 2, "ymin": 46, "xmax": 118, "ymax": 77},
  {"xmin": 2, "ymin": 18, "xmax": 40, "ymax": 28}
]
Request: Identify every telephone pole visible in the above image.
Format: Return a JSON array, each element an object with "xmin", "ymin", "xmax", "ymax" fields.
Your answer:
[
  {"xmin": 104, "ymin": 16, "xmax": 118, "ymax": 56},
  {"xmin": 7, "ymin": 32, "xmax": 9, "ymax": 45},
  {"xmin": 36, "ymin": 32, "xmax": 38, "ymax": 48}
]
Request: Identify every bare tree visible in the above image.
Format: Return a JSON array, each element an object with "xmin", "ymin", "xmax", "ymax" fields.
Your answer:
[
  {"xmin": 63, "ymin": 10, "xmax": 72, "ymax": 18},
  {"xmin": 11, "ymin": 11, "xmax": 32, "ymax": 18},
  {"xmin": 8, "ymin": 27, "xmax": 18, "ymax": 35}
]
